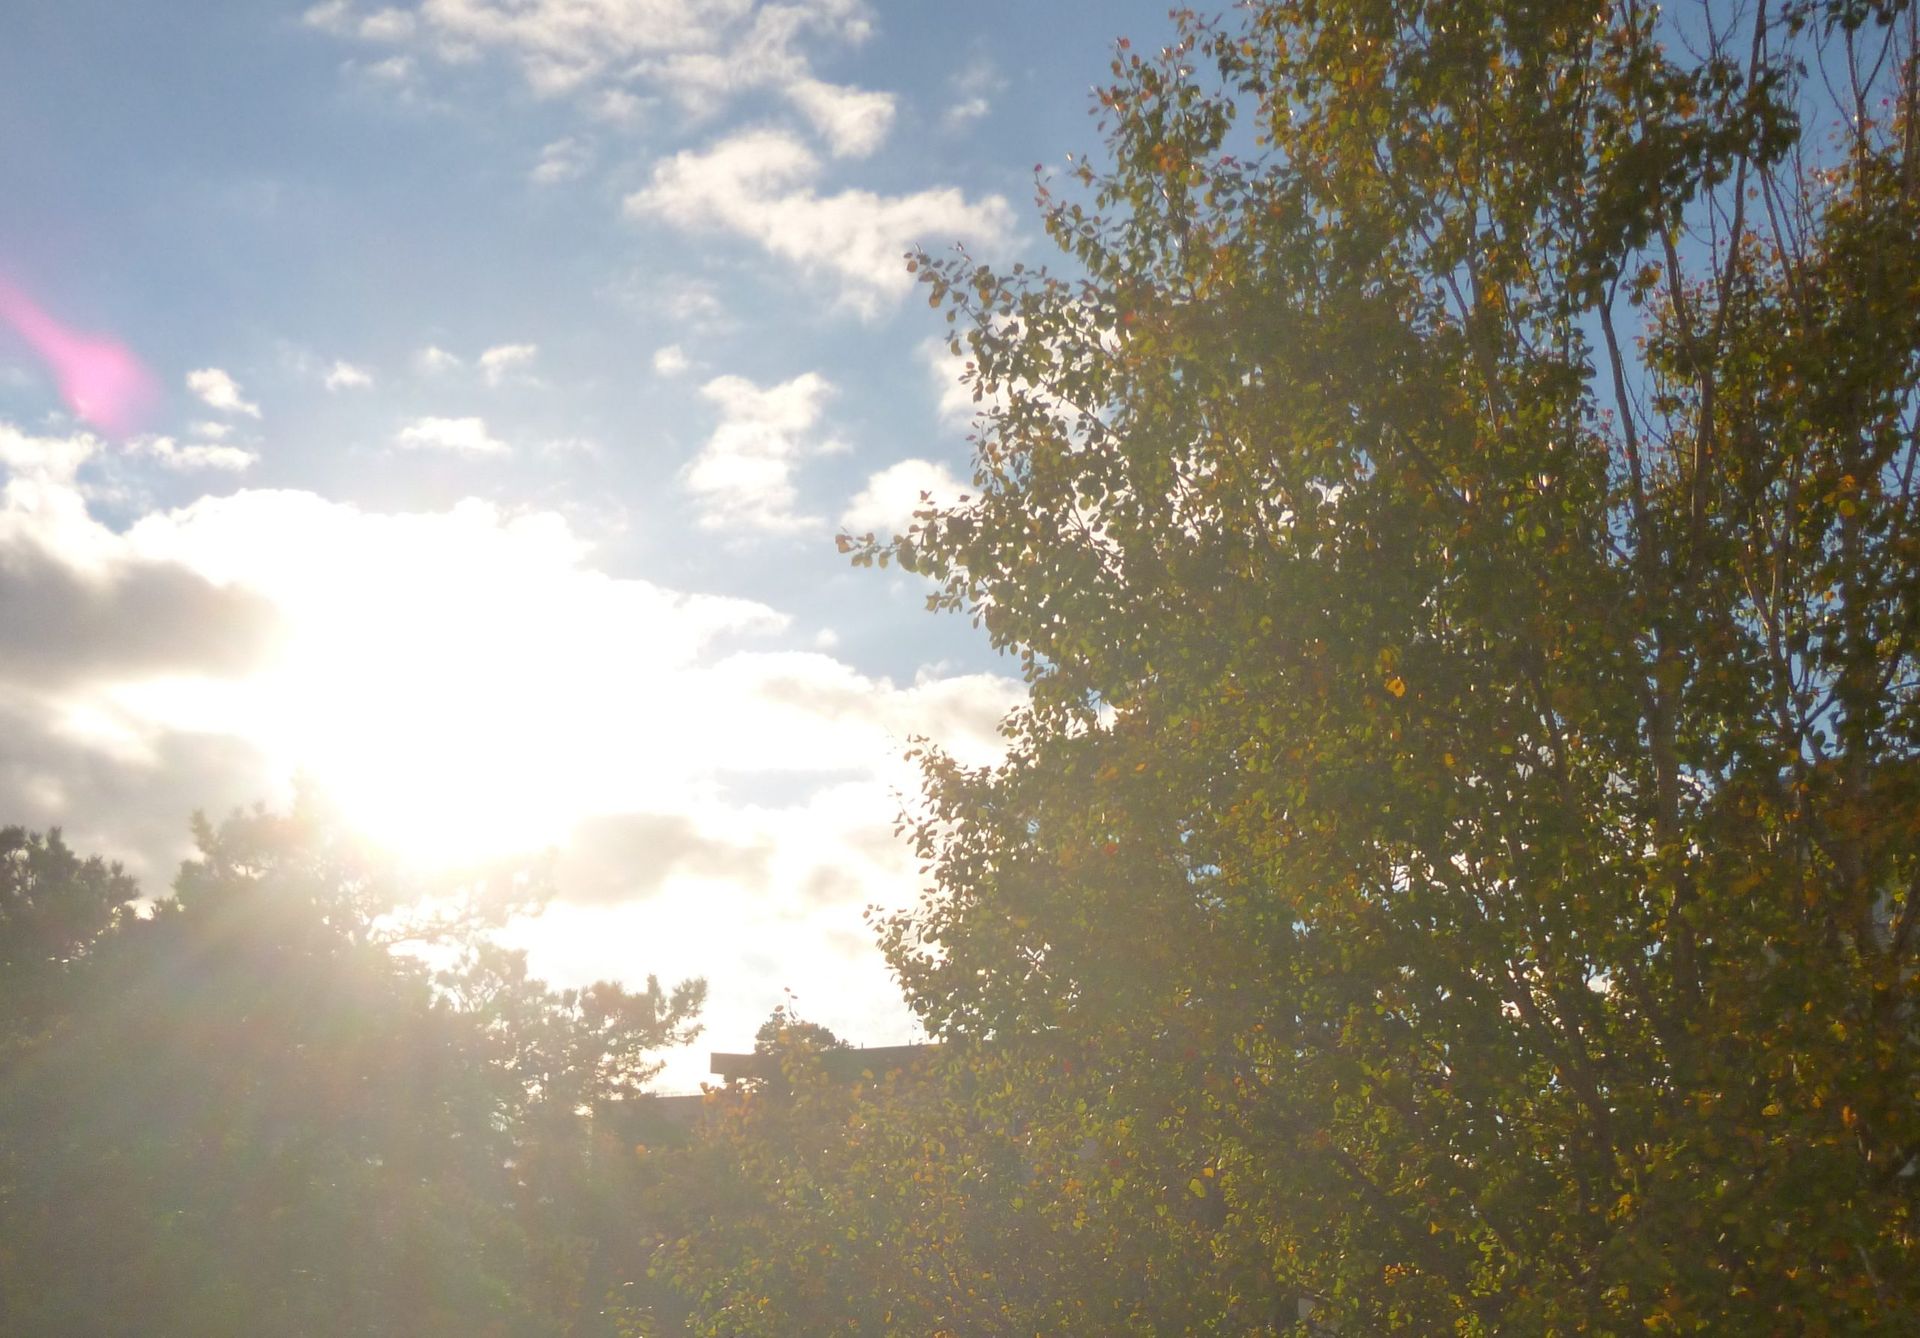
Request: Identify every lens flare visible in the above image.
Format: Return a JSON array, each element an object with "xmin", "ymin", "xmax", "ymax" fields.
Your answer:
[{"xmin": 0, "ymin": 278, "xmax": 159, "ymax": 437}]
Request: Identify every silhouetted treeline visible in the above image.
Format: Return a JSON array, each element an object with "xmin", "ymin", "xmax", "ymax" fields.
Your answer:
[{"xmin": 0, "ymin": 807, "xmax": 701, "ymax": 1337}]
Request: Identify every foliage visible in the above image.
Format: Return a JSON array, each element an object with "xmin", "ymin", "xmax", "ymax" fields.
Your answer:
[
  {"xmin": 652, "ymin": 1035, "xmax": 1296, "ymax": 1335},
  {"xmin": 0, "ymin": 825, "xmax": 137, "ymax": 983},
  {"xmin": 651, "ymin": 1041, "xmax": 1030, "ymax": 1336},
  {"xmin": 0, "ymin": 798, "xmax": 701, "ymax": 1337},
  {"xmin": 753, "ymin": 1002, "xmax": 850, "ymax": 1059},
  {"xmin": 0, "ymin": 824, "xmax": 140, "ymax": 1095},
  {"xmin": 837, "ymin": 0, "xmax": 1920, "ymax": 1330}
]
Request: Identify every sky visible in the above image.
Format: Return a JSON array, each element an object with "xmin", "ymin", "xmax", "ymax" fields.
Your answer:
[{"xmin": 0, "ymin": 0, "xmax": 1173, "ymax": 1086}]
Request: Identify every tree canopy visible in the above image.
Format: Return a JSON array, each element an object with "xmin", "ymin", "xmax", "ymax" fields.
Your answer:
[
  {"xmin": 831, "ymin": 0, "xmax": 1920, "ymax": 1329},
  {"xmin": 0, "ymin": 799, "xmax": 702, "ymax": 1337}
]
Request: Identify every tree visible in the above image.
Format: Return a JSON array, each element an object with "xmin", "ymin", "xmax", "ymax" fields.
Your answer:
[
  {"xmin": 753, "ymin": 1002, "xmax": 850, "ymax": 1060},
  {"xmin": 0, "ymin": 825, "xmax": 137, "ymax": 982},
  {"xmin": 0, "ymin": 799, "xmax": 703, "ymax": 1337},
  {"xmin": 648, "ymin": 1035, "xmax": 1114, "ymax": 1336},
  {"xmin": 849, "ymin": 0, "xmax": 1920, "ymax": 1329},
  {"xmin": 652, "ymin": 1018, "xmax": 1289, "ymax": 1333}
]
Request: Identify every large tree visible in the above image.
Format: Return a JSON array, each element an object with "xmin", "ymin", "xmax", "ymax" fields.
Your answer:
[{"xmin": 847, "ymin": 0, "xmax": 1920, "ymax": 1329}]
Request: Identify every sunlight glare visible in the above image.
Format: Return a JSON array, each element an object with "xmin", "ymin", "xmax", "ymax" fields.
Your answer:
[{"xmin": 127, "ymin": 494, "xmax": 773, "ymax": 866}]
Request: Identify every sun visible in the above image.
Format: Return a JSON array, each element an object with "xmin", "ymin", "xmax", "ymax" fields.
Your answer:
[{"xmin": 119, "ymin": 494, "xmax": 748, "ymax": 868}]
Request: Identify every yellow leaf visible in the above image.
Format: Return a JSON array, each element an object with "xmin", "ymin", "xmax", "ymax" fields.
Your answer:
[{"xmin": 1385, "ymin": 675, "xmax": 1407, "ymax": 698}]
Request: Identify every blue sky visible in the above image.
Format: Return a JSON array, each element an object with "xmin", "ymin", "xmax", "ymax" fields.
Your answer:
[{"xmin": 0, "ymin": 0, "xmax": 1175, "ymax": 1083}]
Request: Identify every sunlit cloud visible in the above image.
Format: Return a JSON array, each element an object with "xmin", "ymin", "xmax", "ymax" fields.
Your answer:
[
  {"xmin": 841, "ymin": 457, "xmax": 964, "ymax": 538},
  {"xmin": 323, "ymin": 360, "xmax": 374, "ymax": 391},
  {"xmin": 0, "ymin": 424, "xmax": 282, "ymax": 872},
  {"xmin": 531, "ymin": 135, "xmax": 593, "ymax": 184},
  {"xmin": 627, "ymin": 128, "xmax": 1013, "ymax": 317},
  {"xmin": 0, "ymin": 435, "xmax": 1017, "ymax": 871},
  {"xmin": 357, "ymin": 6, "xmax": 416, "ymax": 41},
  {"xmin": 696, "ymin": 650, "xmax": 1015, "ymax": 774},
  {"xmin": 304, "ymin": 0, "xmax": 886, "ymax": 142},
  {"xmin": 944, "ymin": 96, "xmax": 989, "ymax": 128},
  {"xmin": 12, "ymin": 0, "xmax": 1072, "ymax": 1072},
  {"xmin": 104, "ymin": 489, "xmax": 783, "ymax": 858},
  {"xmin": 395, "ymin": 415, "xmax": 510, "ymax": 454},
  {"xmin": 127, "ymin": 435, "xmax": 259, "ymax": 473},
  {"xmin": 1, "ymin": 410, "xmax": 1021, "ymax": 1074},
  {"xmin": 305, "ymin": 1, "xmax": 418, "ymax": 43},
  {"xmin": 415, "ymin": 345, "xmax": 462, "ymax": 374},
  {"xmin": 0, "ymin": 279, "xmax": 159, "ymax": 438},
  {"xmin": 302, "ymin": 0, "xmax": 353, "ymax": 33},
  {"xmin": 478, "ymin": 342, "xmax": 540, "ymax": 386},
  {"xmin": 360, "ymin": 53, "xmax": 418, "ymax": 84},
  {"xmin": 684, "ymin": 371, "xmax": 842, "ymax": 533},
  {"xmin": 941, "ymin": 57, "xmax": 1003, "ymax": 130},
  {"xmin": 0, "ymin": 421, "xmax": 95, "ymax": 485},
  {"xmin": 507, "ymin": 658, "xmax": 1017, "ymax": 1083},
  {"xmin": 780, "ymin": 78, "xmax": 895, "ymax": 157},
  {"xmin": 186, "ymin": 367, "xmax": 261, "ymax": 418},
  {"xmin": 587, "ymin": 87, "xmax": 647, "ymax": 123},
  {"xmin": 655, "ymin": 277, "xmax": 727, "ymax": 329}
]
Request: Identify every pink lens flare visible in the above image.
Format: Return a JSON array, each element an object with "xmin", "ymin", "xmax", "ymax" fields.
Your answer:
[{"xmin": 0, "ymin": 278, "xmax": 159, "ymax": 438}]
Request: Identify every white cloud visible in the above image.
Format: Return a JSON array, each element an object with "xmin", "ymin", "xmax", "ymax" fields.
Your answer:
[
  {"xmin": 0, "ymin": 423, "xmax": 283, "ymax": 875},
  {"xmin": 306, "ymin": 0, "xmax": 884, "ymax": 130},
  {"xmin": 323, "ymin": 360, "xmax": 374, "ymax": 391},
  {"xmin": 587, "ymin": 87, "xmax": 647, "ymax": 123},
  {"xmin": 302, "ymin": 0, "xmax": 353, "ymax": 33},
  {"xmin": 358, "ymin": 6, "xmax": 416, "ymax": 40},
  {"xmin": 942, "ymin": 57, "xmax": 1002, "ymax": 130},
  {"xmin": 127, "ymin": 436, "xmax": 259, "ymax": 473},
  {"xmin": 785, "ymin": 77, "xmax": 895, "ymax": 157},
  {"xmin": 698, "ymin": 650, "xmax": 1015, "ymax": 773},
  {"xmin": 840, "ymin": 458, "xmax": 964, "ymax": 537},
  {"xmin": 684, "ymin": 371, "xmax": 839, "ymax": 533},
  {"xmin": 627, "ymin": 128, "xmax": 1014, "ymax": 318},
  {"xmin": 186, "ymin": 368, "xmax": 261, "ymax": 418},
  {"xmin": 507, "ymin": 649, "xmax": 1019, "ymax": 1058},
  {"xmin": 412, "ymin": 0, "xmax": 763, "ymax": 84},
  {"xmin": 415, "ymin": 345, "xmax": 462, "ymax": 374},
  {"xmin": 0, "ymin": 412, "xmax": 1023, "ymax": 1080},
  {"xmin": 8, "ymin": 436, "xmax": 1016, "ymax": 867},
  {"xmin": 943, "ymin": 96, "xmax": 989, "ymax": 129},
  {"xmin": 0, "ymin": 421, "xmax": 96, "ymax": 485},
  {"xmin": 395, "ymin": 416, "xmax": 510, "ymax": 455},
  {"xmin": 652, "ymin": 344, "xmax": 690, "ymax": 376},
  {"xmin": 116, "ymin": 491, "xmax": 795, "ymax": 862},
  {"xmin": 478, "ymin": 342, "xmax": 540, "ymax": 386},
  {"xmin": 652, "ymin": 276, "xmax": 725, "ymax": 326},
  {"xmin": 531, "ymin": 135, "xmax": 592, "ymax": 184},
  {"xmin": 361, "ymin": 53, "xmax": 418, "ymax": 83}
]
